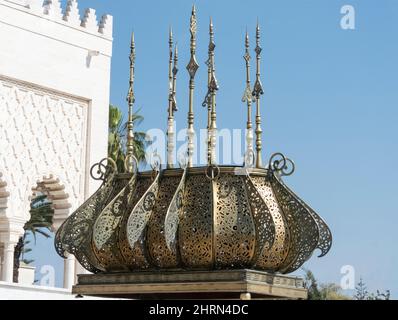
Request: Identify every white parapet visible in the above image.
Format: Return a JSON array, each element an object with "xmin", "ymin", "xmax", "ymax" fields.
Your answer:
[
  {"xmin": 99, "ymin": 14, "xmax": 114, "ymax": 38},
  {"xmin": 1, "ymin": 0, "xmax": 113, "ymax": 38},
  {"xmin": 63, "ymin": 0, "xmax": 80, "ymax": 27},
  {"xmin": 43, "ymin": 0, "xmax": 63, "ymax": 20},
  {"xmin": 81, "ymin": 8, "xmax": 98, "ymax": 32}
]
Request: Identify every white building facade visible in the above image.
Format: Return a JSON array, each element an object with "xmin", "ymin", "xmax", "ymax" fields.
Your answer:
[{"xmin": 0, "ymin": 0, "xmax": 113, "ymax": 290}]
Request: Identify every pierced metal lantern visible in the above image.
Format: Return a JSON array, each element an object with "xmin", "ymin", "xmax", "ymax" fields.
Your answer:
[
  {"xmin": 54, "ymin": 8, "xmax": 332, "ymax": 278},
  {"xmin": 55, "ymin": 153, "xmax": 332, "ymax": 275}
]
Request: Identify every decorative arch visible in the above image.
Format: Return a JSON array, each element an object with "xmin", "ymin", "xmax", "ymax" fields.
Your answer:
[{"xmin": 31, "ymin": 174, "xmax": 72, "ymax": 232}]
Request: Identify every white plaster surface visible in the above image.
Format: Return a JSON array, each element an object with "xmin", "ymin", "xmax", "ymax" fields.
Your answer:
[{"xmin": 0, "ymin": 0, "xmax": 113, "ymax": 286}]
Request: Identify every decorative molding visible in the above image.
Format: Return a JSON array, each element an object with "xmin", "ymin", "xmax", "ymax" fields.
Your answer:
[
  {"xmin": 31, "ymin": 174, "xmax": 71, "ymax": 232},
  {"xmin": 0, "ymin": 76, "xmax": 88, "ymax": 221}
]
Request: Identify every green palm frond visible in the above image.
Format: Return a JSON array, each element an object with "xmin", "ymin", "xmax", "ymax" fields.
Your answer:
[{"xmin": 108, "ymin": 104, "xmax": 152, "ymax": 172}]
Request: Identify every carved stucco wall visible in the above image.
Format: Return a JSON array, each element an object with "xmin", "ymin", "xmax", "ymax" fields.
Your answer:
[
  {"xmin": 0, "ymin": 0, "xmax": 113, "ymax": 285},
  {"xmin": 0, "ymin": 76, "xmax": 88, "ymax": 220},
  {"xmin": 0, "ymin": 0, "xmax": 112, "ymax": 238}
]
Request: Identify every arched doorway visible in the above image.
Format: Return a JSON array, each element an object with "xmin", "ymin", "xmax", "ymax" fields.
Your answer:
[
  {"xmin": 13, "ymin": 192, "xmax": 54, "ymax": 284},
  {"xmin": 23, "ymin": 175, "xmax": 75, "ymax": 289}
]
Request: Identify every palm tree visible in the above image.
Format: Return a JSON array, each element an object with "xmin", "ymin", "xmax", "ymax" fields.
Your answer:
[
  {"xmin": 108, "ymin": 104, "xmax": 150, "ymax": 172},
  {"xmin": 13, "ymin": 194, "xmax": 54, "ymax": 282}
]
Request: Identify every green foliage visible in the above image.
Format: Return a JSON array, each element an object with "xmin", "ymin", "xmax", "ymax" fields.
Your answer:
[
  {"xmin": 303, "ymin": 268, "xmax": 351, "ymax": 300},
  {"xmin": 108, "ymin": 104, "xmax": 126, "ymax": 172},
  {"xmin": 304, "ymin": 270, "xmax": 390, "ymax": 300},
  {"xmin": 108, "ymin": 104, "xmax": 151, "ymax": 172},
  {"xmin": 26, "ymin": 194, "xmax": 53, "ymax": 242},
  {"xmin": 355, "ymin": 277, "xmax": 390, "ymax": 300},
  {"xmin": 303, "ymin": 269, "xmax": 322, "ymax": 300},
  {"xmin": 13, "ymin": 194, "xmax": 54, "ymax": 282},
  {"xmin": 354, "ymin": 277, "xmax": 368, "ymax": 300}
]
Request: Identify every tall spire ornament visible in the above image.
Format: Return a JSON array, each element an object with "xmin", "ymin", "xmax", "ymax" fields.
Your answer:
[
  {"xmin": 126, "ymin": 32, "xmax": 136, "ymax": 172},
  {"xmin": 242, "ymin": 30, "xmax": 255, "ymax": 166},
  {"xmin": 202, "ymin": 17, "xmax": 219, "ymax": 165},
  {"xmin": 252, "ymin": 22, "xmax": 265, "ymax": 168},
  {"xmin": 186, "ymin": 5, "xmax": 199, "ymax": 168},
  {"xmin": 166, "ymin": 27, "xmax": 178, "ymax": 168}
]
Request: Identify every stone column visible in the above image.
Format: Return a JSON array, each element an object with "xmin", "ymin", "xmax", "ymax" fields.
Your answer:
[
  {"xmin": 63, "ymin": 253, "xmax": 75, "ymax": 289},
  {"xmin": 1, "ymin": 242, "xmax": 15, "ymax": 282}
]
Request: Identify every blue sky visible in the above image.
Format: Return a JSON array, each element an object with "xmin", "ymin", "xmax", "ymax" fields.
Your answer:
[{"xmin": 28, "ymin": 0, "xmax": 398, "ymax": 298}]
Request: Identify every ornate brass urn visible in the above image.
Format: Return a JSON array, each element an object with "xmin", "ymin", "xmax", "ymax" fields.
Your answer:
[{"xmin": 55, "ymin": 6, "xmax": 332, "ymax": 282}]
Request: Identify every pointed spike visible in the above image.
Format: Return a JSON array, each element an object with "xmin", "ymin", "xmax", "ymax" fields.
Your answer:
[
  {"xmin": 186, "ymin": 5, "xmax": 198, "ymax": 168},
  {"xmin": 169, "ymin": 26, "xmax": 173, "ymax": 52},
  {"xmin": 256, "ymin": 20, "xmax": 261, "ymax": 43},
  {"xmin": 168, "ymin": 27, "xmax": 174, "ymax": 99},
  {"xmin": 126, "ymin": 32, "xmax": 136, "ymax": 166},
  {"xmin": 128, "ymin": 31, "xmax": 136, "ymax": 99},
  {"xmin": 172, "ymin": 43, "xmax": 178, "ymax": 109},
  {"xmin": 253, "ymin": 19, "xmax": 264, "ymax": 168},
  {"xmin": 131, "ymin": 32, "xmax": 135, "ymax": 49}
]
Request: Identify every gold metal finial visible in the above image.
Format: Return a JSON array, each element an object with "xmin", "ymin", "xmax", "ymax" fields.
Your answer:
[
  {"xmin": 172, "ymin": 44, "xmax": 178, "ymax": 111},
  {"xmin": 168, "ymin": 27, "xmax": 174, "ymax": 118},
  {"xmin": 202, "ymin": 17, "xmax": 218, "ymax": 165},
  {"xmin": 166, "ymin": 28, "xmax": 176, "ymax": 169},
  {"xmin": 242, "ymin": 29, "xmax": 254, "ymax": 166},
  {"xmin": 186, "ymin": 6, "xmax": 199, "ymax": 168},
  {"xmin": 126, "ymin": 32, "xmax": 136, "ymax": 170},
  {"xmin": 252, "ymin": 22, "xmax": 264, "ymax": 168},
  {"xmin": 169, "ymin": 27, "xmax": 173, "ymax": 86}
]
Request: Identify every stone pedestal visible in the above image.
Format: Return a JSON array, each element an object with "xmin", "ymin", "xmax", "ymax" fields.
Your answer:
[{"xmin": 73, "ymin": 269, "xmax": 307, "ymax": 300}]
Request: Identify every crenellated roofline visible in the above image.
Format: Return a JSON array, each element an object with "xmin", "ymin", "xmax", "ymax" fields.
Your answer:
[{"xmin": 1, "ymin": 0, "xmax": 113, "ymax": 39}]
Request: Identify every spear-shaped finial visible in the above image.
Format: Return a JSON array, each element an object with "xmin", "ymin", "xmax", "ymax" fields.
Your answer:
[
  {"xmin": 126, "ymin": 32, "xmax": 136, "ymax": 171},
  {"xmin": 186, "ymin": 5, "xmax": 199, "ymax": 168},
  {"xmin": 172, "ymin": 44, "xmax": 178, "ymax": 112},
  {"xmin": 252, "ymin": 21, "xmax": 264, "ymax": 168},
  {"xmin": 203, "ymin": 17, "xmax": 219, "ymax": 165},
  {"xmin": 202, "ymin": 18, "xmax": 213, "ymax": 128},
  {"xmin": 242, "ymin": 29, "xmax": 255, "ymax": 166},
  {"xmin": 168, "ymin": 26, "xmax": 173, "ymax": 102},
  {"xmin": 166, "ymin": 27, "xmax": 175, "ymax": 169}
]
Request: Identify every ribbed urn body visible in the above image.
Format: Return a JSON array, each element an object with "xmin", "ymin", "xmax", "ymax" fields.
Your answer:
[{"xmin": 55, "ymin": 165, "xmax": 332, "ymax": 275}]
